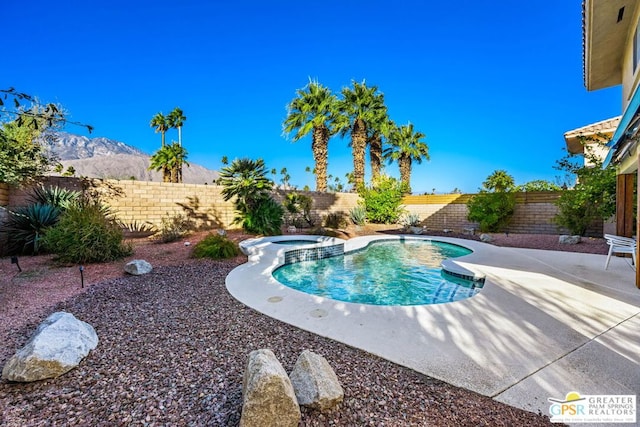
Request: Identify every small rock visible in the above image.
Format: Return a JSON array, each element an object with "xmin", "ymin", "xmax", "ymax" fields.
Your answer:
[
  {"xmin": 480, "ymin": 234, "xmax": 493, "ymax": 243},
  {"xmin": 240, "ymin": 349, "xmax": 300, "ymax": 427},
  {"xmin": 2, "ymin": 312, "xmax": 98, "ymax": 382},
  {"xmin": 124, "ymin": 259, "xmax": 153, "ymax": 275},
  {"xmin": 184, "ymin": 241, "xmax": 191, "ymax": 246},
  {"xmin": 217, "ymin": 229, "xmax": 227, "ymax": 236},
  {"xmin": 559, "ymin": 235, "xmax": 581, "ymax": 245},
  {"xmin": 287, "ymin": 226, "xmax": 297, "ymax": 233},
  {"xmin": 290, "ymin": 350, "xmax": 344, "ymax": 411}
]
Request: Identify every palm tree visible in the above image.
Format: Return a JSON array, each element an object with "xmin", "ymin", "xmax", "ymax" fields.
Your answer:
[
  {"xmin": 283, "ymin": 80, "xmax": 339, "ymax": 192},
  {"xmin": 336, "ymin": 80, "xmax": 386, "ymax": 190},
  {"xmin": 368, "ymin": 111, "xmax": 393, "ymax": 181},
  {"xmin": 384, "ymin": 122, "xmax": 430, "ymax": 193},
  {"xmin": 150, "ymin": 112, "xmax": 170, "ymax": 181},
  {"xmin": 165, "ymin": 142, "xmax": 189, "ymax": 183},
  {"xmin": 167, "ymin": 107, "xmax": 186, "ymax": 146},
  {"xmin": 150, "ymin": 113, "xmax": 169, "ymax": 147},
  {"xmin": 218, "ymin": 158, "xmax": 274, "ymax": 212},
  {"xmin": 148, "ymin": 145, "xmax": 172, "ymax": 182}
]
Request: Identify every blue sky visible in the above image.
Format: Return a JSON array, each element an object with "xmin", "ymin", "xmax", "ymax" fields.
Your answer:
[{"xmin": 5, "ymin": 0, "xmax": 622, "ymax": 193}]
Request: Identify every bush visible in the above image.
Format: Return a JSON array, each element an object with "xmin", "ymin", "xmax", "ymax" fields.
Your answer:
[
  {"xmin": 358, "ymin": 175, "xmax": 408, "ymax": 224},
  {"xmin": 399, "ymin": 212, "xmax": 421, "ymax": 228},
  {"xmin": 284, "ymin": 192, "xmax": 315, "ymax": 227},
  {"xmin": 348, "ymin": 205, "xmax": 367, "ymax": 226},
  {"xmin": 553, "ymin": 190, "xmax": 602, "ymax": 235},
  {"xmin": 43, "ymin": 201, "xmax": 132, "ymax": 263},
  {"xmin": 466, "ymin": 170, "xmax": 516, "ymax": 232},
  {"xmin": 242, "ymin": 196, "xmax": 284, "ymax": 235},
  {"xmin": 154, "ymin": 213, "xmax": 193, "ymax": 243},
  {"xmin": 1, "ymin": 203, "xmax": 61, "ymax": 254},
  {"xmin": 467, "ymin": 192, "xmax": 515, "ymax": 232},
  {"xmin": 324, "ymin": 212, "xmax": 347, "ymax": 229},
  {"xmin": 191, "ymin": 234, "xmax": 240, "ymax": 259}
]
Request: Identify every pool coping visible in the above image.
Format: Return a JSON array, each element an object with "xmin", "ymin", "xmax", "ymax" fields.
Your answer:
[{"xmin": 226, "ymin": 234, "xmax": 640, "ymax": 417}]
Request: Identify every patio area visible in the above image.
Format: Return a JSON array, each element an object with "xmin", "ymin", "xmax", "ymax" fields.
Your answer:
[{"xmin": 227, "ymin": 235, "xmax": 640, "ymax": 416}]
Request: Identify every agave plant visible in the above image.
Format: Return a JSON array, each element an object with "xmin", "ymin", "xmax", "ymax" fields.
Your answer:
[
  {"xmin": 348, "ymin": 205, "xmax": 367, "ymax": 226},
  {"xmin": 27, "ymin": 185, "xmax": 79, "ymax": 209},
  {"xmin": 2, "ymin": 203, "xmax": 61, "ymax": 254}
]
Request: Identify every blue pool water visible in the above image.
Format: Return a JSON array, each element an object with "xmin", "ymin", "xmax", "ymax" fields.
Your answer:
[
  {"xmin": 272, "ymin": 240, "xmax": 318, "ymax": 245},
  {"xmin": 272, "ymin": 239, "xmax": 482, "ymax": 306}
]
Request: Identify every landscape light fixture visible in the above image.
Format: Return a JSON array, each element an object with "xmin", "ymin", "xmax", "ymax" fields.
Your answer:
[
  {"xmin": 79, "ymin": 265, "xmax": 85, "ymax": 288},
  {"xmin": 11, "ymin": 256, "xmax": 22, "ymax": 272}
]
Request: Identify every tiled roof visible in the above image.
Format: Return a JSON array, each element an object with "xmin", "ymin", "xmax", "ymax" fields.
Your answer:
[{"xmin": 563, "ymin": 116, "xmax": 621, "ymax": 139}]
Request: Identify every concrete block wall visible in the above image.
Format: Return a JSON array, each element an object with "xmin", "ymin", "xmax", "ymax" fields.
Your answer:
[{"xmin": 3, "ymin": 178, "xmax": 603, "ymax": 237}]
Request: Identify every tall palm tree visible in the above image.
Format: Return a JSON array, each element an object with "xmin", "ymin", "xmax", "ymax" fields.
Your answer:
[
  {"xmin": 283, "ymin": 80, "xmax": 339, "ymax": 192},
  {"xmin": 150, "ymin": 112, "xmax": 169, "ymax": 147},
  {"xmin": 384, "ymin": 122, "xmax": 430, "ymax": 193},
  {"xmin": 367, "ymin": 109, "xmax": 393, "ymax": 181},
  {"xmin": 167, "ymin": 107, "xmax": 186, "ymax": 146},
  {"xmin": 336, "ymin": 80, "xmax": 386, "ymax": 190},
  {"xmin": 150, "ymin": 112, "xmax": 170, "ymax": 181}
]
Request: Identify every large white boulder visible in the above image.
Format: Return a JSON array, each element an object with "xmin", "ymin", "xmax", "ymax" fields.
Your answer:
[
  {"xmin": 289, "ymin": 350, "xmax": 344, "ymax": 411},
  {"xmin": 124, "ymin": 259, "xmax": 153, "ymax": 275},
  {"xmin": 2, "ymin": 312, "xmax": 98, "ymax": 382},
  {"xmin": 240, "ymin": 349, "xmax": 300, "ymax": 427}
]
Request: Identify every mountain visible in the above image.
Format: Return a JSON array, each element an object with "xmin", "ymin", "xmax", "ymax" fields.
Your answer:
[{"xmin": 44, "ymin": 132, "xmax": 219, "ymax": 184}]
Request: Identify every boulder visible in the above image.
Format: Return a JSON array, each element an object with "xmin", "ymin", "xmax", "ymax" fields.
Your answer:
[
  {"xmin": 559, "ymin": 235, "xmax": 581, "ymax": 245},
  {"xmin": 290, "ymin": 350, "xmax": 344, "ymax": 411},
  {"xmin": 124, "ymin": 259, "xmax": 152, "ymax": 275},
  {"xmin": 480, "ymin": 233, "xmax": 493, "ymax": 243},
  {"xmin": 2, "ymin": 312, "xmax": 98, "ymax": 382},
  {"xmin": 240, "ymin": 349, "xmax": 300, "ymax": 427}
]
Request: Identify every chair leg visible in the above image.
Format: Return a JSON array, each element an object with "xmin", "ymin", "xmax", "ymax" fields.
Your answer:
[{"xmin": 605, "ymin": 246, "xmax": 614, "ymax": 270}]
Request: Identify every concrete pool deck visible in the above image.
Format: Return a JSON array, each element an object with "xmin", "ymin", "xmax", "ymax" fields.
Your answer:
[{"xmin": 226, "ymin": 235, "xmax": 640, "ymax": 418}]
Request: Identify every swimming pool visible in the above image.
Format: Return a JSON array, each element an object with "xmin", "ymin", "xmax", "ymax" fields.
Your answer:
[{"xmin": 273, "ymin": 239, "xmax": 483, "ymax": 306}]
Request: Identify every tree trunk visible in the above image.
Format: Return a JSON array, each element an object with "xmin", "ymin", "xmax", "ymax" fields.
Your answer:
[
  {"xmin": 178, "ymin": 126, "xmax": 182, "ymax": 146},
  {"xmin": 369, "ymin": 133, "xmax": 382, "ymax": 181},
  {"xmin": 399, "ymin": 155, "xmax": 412, "ymax": 193},
  {"xmin": 351, "ymin": 118, "xmax": 367, "ymax": 189},
  {"xmin": 312, "ymin": 126, "xmax": 329, "ymax": 192},
  {"xmin": 161, "ymin": 131, "xmax": 166, "ymax": 148},
  {"xmin": 162, "ymin": 166, "xmax": 171, "ymax": 182}
]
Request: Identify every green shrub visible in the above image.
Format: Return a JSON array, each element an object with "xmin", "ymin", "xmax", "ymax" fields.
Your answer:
[
  {"xmin": 191, "ymin": 234, "xmax": 240, "ymax": 259},
  {"xmin": 467, "ymin": 192, "xmax": 515, "ymax": 232},
  {"xmin": 324, "ymin": 212, "xmax": 347, "ymax": 229},
  {"xmin": 154, "ymin": 213, "xmax": 193, "ymax": 243},
  {"xmin": 1, "ymin": 203, "xmax": 61, "ymax": 254},
  {"xmin": 284, "ymin": 192, "xmax": 315, "ymax": 227},
  {"xmin": 553, "ymin": 190, "xmax": 602, "ymax": 235},
  {"xmin": 466, "ymin": 170, "xmax": 516, "ymax": 233},
  {"xmin": 242, "ymin": 197, "xmax": 284, "ymax": 235},
  {"xmin": 358, "ymin": 175, "xmax": 407, "ymax": 224},
  {"xmin": 348, "ymin": 205, "xmax": 367, "ymax": 226},
  {"xmin": 43, "ymin": 201, "xmax": 132, "ymax": 263}
]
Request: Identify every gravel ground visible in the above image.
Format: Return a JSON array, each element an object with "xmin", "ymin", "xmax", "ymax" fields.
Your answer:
[{"xmin": 0, "ymin": 230, "xmax": 589, "ymax": 426}]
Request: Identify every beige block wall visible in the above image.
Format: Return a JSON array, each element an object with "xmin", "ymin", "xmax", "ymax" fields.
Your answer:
[{"xmin": 4, "ymin": 179, "xmax": 603, "ymax": 237}]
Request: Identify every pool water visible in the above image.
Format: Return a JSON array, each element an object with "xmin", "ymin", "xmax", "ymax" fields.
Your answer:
[
  {"xmin": 272, "ymin": 239, "xmax": 482, "ymax": 306},
  {"xmin": 272, "ymin": 240, "xmax": 318, "ymax": 245}
]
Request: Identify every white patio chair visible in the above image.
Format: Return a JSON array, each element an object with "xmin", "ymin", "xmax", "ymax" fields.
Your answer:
[{"xmin": 604, "ymin": 234, "xmax": 637, "ymax": 270}]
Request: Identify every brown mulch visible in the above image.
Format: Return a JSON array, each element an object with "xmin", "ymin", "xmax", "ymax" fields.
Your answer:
[{"xmin": 0, "ymin": 229, "xmax": 583, "ymax": 426}]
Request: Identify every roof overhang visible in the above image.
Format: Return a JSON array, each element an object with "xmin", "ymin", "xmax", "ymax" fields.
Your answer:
[
  {"xmin": 584, "ymin": 0, "xmax": 637, "ymax": 90},
  {"xmin": 563, "ymin": 116, "xmax": 621, "ymax": 154}
]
